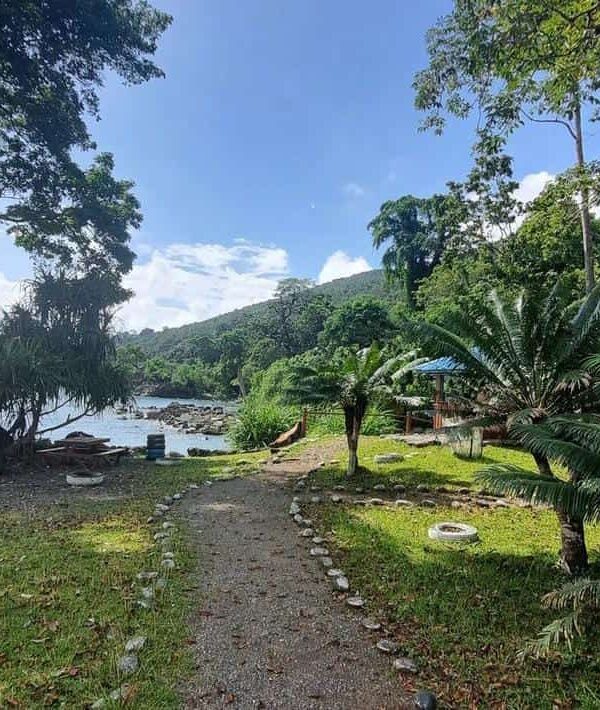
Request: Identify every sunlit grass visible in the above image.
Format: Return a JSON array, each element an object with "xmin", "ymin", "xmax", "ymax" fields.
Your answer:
[
  {"xmin": 312, "ymin": 499, "xmax": 600, "ymax": 708},
  {"xmin": 0, "ymin": 450, "xmax": 268, "ymax": 708}
]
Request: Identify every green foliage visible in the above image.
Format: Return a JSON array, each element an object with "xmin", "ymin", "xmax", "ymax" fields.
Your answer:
[
  {"xmin": 310, "ymin": 405, "xmax": 397, "ymax": 437},
  {"xmin": 0, "ymin": 0, "xmax": 171, "ymax": 248},
  {"xmin": 369, "ymin": 194, "xmax": 459, "ymax": 307},
  {"xmin": 229, "ymin": 393, "xmax": 297, "ymax": 451},
  {"xmin": 319, "ymin": 297, "xmax": 394, "ymax": 349},
  {"xmin": 0, "ymin": 272, "xmax": 131, "ymax": 449}
]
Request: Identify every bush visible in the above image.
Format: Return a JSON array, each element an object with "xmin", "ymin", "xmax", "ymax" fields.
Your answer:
[{"xmin": 229, "ymin": 394, "xmax": 297, "ymax": 450}]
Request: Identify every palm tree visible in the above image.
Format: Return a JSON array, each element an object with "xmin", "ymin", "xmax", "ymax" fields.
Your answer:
[
  {"xmin": 288, "ymin": 345, "xmax": 412, "ymax": 476},
  {"xmin": 409, "ymin": 281, "xmax": 600, "ymax": 575}
]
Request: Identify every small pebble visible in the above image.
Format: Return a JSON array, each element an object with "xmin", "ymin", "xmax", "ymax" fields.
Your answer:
[
  {"xmin": 312, "ymin": 536, "xmax": 325, "ymax": 544},
  {"xmin": 293, "ymin": 514, "xmax": 304, "ymax": 524},
  {"xmin": 299, "ymin": 528, "xmax": 314, "ymax": 537},
  {"xmin": 333, "ymin": 575, "xmax": 349, "ymax": 592},
  {"xmin": 125, "ymin": 636, "xmax": 146, "ymax": 653},
  {"xmin": 346, "ymin": 596, "xmax": 365, "ymax": 608},
  {"xmin": 162, "ymin": 521, "xmax": 175, "ymax": 530},
  {"xmin": 331, "ymin": 495, "xmax": 342, "ymax": 503},
  {"xmin": 136, "ymin": 571, "xmax": 158, "ymax": 581},
  {"xmin": 310, "ymin": 546, "xmax": 329, "ymax": 557},
  {"xmin": 395, "ymin": 499, "xmax": 413, "ymax": 507},
  {"xmin": 117, "ymin": 654, "xmax": 138, "ymax": 675},
  {"xmin": 362, "ymin": 618, "xmax": 381, "ymax": 631},
  {"xmin": 377, "ymin": 639, "xmax": 400, "ymax": 654},
  {"xmin": 310, "ymin": 496, "xmax": 321, "ymax": 504},
  {"xmin": 394, "ymin": 656, "xmax": 418, "ymax": 673},
  {"xmin": 421, "ymin": 499, "xmax": 436, "ymax": 507},
  {"xmin": 161, "ymin": 558, "xmax": 175, "ymax": 569},
  {"xmin": 321, "ymin": 556, "xmax": 333, "ymax": 568},
  {"xmin": 416, "ymin": 484, "xmax": 430, "ymax": 493},
  {"xmin": 327, "ymin": 568, "xmax": 344, "ymax": 578},
  {"xmin": 373, "ymin": 484, "xmax": 387, "ymax": 491},
  {"xmin": 162, "ymin": 552, "xmax": 174, "ymax": 559},
  {"xmin": 173, "ymin": 493, "xmax": 182, "ymax": 500},
  {"xmin": 333, "ymin": 484, "xmax": 345, "ymax": 491},
  {"xmin": 368, "ymin": 498, "xmax": 385, "ymax": 506}
]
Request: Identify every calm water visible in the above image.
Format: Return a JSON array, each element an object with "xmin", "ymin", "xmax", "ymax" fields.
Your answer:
[{"xmin": 40, "ymin": 396, "xmax": 236, "ymax": 455}]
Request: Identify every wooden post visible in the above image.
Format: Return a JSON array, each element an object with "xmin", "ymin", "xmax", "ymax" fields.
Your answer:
[
  {"xmin": 301, "ymin": 407, "xmax": 308, "ymax": 437},
  {"xmin": 405, "ymin": 411, "xmax": 413, "ymax": 434}
]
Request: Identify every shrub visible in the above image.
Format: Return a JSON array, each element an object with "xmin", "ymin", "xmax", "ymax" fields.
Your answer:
[{"xmin": 229, "ymin": 394, "xmax": 297, "ymax": 450}]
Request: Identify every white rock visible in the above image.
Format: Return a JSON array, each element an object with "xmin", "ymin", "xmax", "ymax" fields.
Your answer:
[
  {"xmin": 109, "ymin": 685, "xmax": 132, "ymax": 702},
  {"xmin": 136, "ymin": 571, "xmax": 158, "ymax": 581},
  {"xmin": 302, "ymin": 518, "xmax": 313, "ymax": 526},
  {"xmin": 156, "ymin": 577, "xmax": 168, "ymax": 591},
  {"xmin": 376, "ymin": 639, "xmax": 400, "ymax": 654},
  {"xmin": 125, "ymin": 636, "xmax": 146, "ymax": 653},
  {"xmin": 173, "ymin": 493, "xmax": 182, "ymax": 500},
  {"xmin": 310, "ymin": 546, "xmax": 329, "ymax": 557},
  {"xmin": 162, "ymin": 521, "xmax": 175, "ymax": 529},
  {"xmin": 204, "ymin": 480, "xmax": 213, "ymax": 486},
  {"xmin": 189, "ymin": 483, "xmax": 199, "ymax": 489},
  {"xmin": 373, "ymin": 484, "xmax": 387, "ymax": 491},
  {"xmin": 331, "ymin": 495, "xmax": 342, "ymax": 503},
  {"xmin": 298, "ymin": 528, "xmax": 314, "ymax": 537},
  {"xmin": 293, "ymin": 514, "xmax": 304, "ymax": 524},
  {"xmin": 162, "ymin": 552, "xmax": 174, "ymax": 559},
  {"xmin": 321, "ymin": 556, "xmax": 333, "ymax": 567},
  {"xmin": 327, "ymin": 568, "xmax": 344, "ymax": 577},
  {"xmin": 347, "ymin": 596, "xmax": 365, "ymax": 608},
  {"xmin": 289, "ymin": 502, "xmax": 301, "ymax": 515},
  {"xmin": 374, "ymin": 453, "xmax": 404, "ymax": 464},
  {"xmin": 161, "ymin": 558, "xmax": 175, "ymax": 569},
  {"xmin": 310, "ymin": 496, "xmax": 321, "ymax": 504},
  {"xmin": 395, "ymin": 499, "xmax": 413, "ymax": 507},
  {"xmin": 117, "ymin": 654, "xmax": 139, "ymax": 675},
  {"xmin": 393, "ymin": 657, "xmax": 418, "ymax": 673},
  {"xmin": 155, "ymin": 504, "xmax": 169, "ymax": 512},
  {"xmin": 153, "ymin": 532, "xmax": 169, "ymax": 541},
  {"xmin": 312, "ymin": 536, "xmax": 325, "ymax": 544},
  {"xmin": 334, "ymin": 575, "xmax": 349, "ymax": 592},
  {"xmin": 368, "ymin": 498, "xmax": 385, "ymax": 506},
  {"xmin": 141, "ymin": 587, "xmax": 154, "ymax": 599},
  {"xmin": 362, "ymin": 618, "xmax": 382, "ymax": 631}
]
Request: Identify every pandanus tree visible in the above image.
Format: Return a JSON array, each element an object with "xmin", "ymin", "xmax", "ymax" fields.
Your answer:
[
  {"xmin": 409, "ymin": 281, "xmax": 600, "ymax": 575},
  {"xmin": 287, "ymin": 345, "xmax": 413, "ymax": 476}
]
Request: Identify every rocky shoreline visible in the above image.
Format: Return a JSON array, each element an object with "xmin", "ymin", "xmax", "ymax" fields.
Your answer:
[{"xmin": 144, "ymin": 401, "xmax": 236, "ymax": 436}]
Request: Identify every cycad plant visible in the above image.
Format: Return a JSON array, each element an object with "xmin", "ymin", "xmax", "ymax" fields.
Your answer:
[
  {"xmin": 409, "ymin": 281, "xmax": 600, "ymax": 575},
  {"xmin": 288, "ymin": 344, "xmax": 412, "ymax": 476}
]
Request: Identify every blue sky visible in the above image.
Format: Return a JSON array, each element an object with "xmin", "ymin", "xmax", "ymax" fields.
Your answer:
[{"xmin": 1, "ymin": 0, "xmax": 597, "ymax": 330}]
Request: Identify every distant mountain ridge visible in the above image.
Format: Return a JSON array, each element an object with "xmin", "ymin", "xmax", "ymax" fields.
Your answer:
[{"xmin": 120, "ymin": 269, "xmax": 394, "ymax": 357}]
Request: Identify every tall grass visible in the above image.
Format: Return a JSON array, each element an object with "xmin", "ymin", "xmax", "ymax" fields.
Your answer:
[{"xmin": 229, "ymin": 394, "xmax": 298, "ymax": 450}]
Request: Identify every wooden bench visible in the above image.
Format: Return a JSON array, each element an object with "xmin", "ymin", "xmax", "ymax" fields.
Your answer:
[{"xmin": 91, "ymin": 448, "xmax": 129, "ymax": 465}]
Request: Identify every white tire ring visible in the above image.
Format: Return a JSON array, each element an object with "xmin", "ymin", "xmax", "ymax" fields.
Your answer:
[
  {"xmin": 66, "ymin": 473, "xmax": 105, "ymax": 487},
  {"xmin": 428, "ymin": 522, "xmax": 479, "ymax": 543}
]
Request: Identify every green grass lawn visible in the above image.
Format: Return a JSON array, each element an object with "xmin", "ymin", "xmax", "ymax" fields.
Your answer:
[
  {"xmin": 0, "ymin": 450, "xmax": 267, "ymax": 709},
  {"xmin": 303, "ymin": 434, "xmax": 537, "ymax": 490},
  {"xmin": 311, "ymin": 497, "xmax": 600, "ymax": 709}
]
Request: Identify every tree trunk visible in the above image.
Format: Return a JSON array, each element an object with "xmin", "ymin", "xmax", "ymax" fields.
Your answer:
[
  {"xmin": 344, "ymin": 406, "xmax": 362, "ymax": 477},
  {"xmin": 574, "ymin": 100, "xmax": 595, "ymax": 294},
  {"xmin": 557, "ymin": 510, "xmax": 588, "ymax": 576}
]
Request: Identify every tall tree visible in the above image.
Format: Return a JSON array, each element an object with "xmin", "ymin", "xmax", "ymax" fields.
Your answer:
[
  {"xmin": 319, "ymin": 297, "xmax": 394, "ymax": 349},
  {"xmin": 0, "ymin": 0, "xmax": 171, "ymax": 238},
  {"xmin": 369, "ymin": 194, "xmax": 457, "ymax": 308},
  {"xmin": 268, "ymin": 278, "xmax": 313, "ymax": 355},
  {"xmin": 414, "ymin": 0, "xmax": 600, "ymax": 292}
]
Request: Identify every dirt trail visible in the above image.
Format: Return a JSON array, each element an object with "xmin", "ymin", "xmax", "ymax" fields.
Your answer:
[{"xmin": 180, "ymin": 452, "xmax": 411, "ymax": 709}]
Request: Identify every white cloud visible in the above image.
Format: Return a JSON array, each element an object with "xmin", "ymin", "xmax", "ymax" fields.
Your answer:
[
  {"xmin": 515, "ymin": 171, "xmax": 554, "ymax": 205},
  {"xmin": 117, "ymin": 241, "xmax": 289, "ymax": 332},
  {"xmin": 343, "ymin": 182, "xmax": 366, "ymax": 198},
  {"xmin": 317, "ymin": 251, "xmax": 372, "ymax": 285},
  {"xmin": 0, "ymin": 272, "xmax": 22, "ymax": 311}
]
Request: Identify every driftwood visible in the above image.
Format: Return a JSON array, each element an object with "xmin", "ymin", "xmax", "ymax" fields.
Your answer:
[{"xmin": 270, "ymin": 420, "xmax": 303, "ymax": 449}]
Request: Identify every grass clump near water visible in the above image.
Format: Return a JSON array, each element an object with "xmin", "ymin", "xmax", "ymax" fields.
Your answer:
[{"xmin": 313, "ymin": 501, "xmax": 600, "ymax": 708}]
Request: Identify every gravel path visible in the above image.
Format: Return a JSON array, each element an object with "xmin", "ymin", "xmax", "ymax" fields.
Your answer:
[{"xmin": 180, "ymin": 472, "xmax": 411, "ymax": 709}]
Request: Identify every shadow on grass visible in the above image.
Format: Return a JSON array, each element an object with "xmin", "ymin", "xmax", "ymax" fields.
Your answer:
[{"xmin": 316, "ymin": 505, "xmax": 600, "ymax": 708}]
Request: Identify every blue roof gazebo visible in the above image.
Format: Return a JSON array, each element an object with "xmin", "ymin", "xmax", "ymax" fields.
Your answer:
[{"xmin": 414, "ymin": 356, "xmax": 466, "ymax": 430}]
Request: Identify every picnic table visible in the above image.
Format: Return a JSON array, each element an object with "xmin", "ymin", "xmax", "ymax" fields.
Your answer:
[{"xmin": 38, "ymin": 436, "xmax": 129, "ymax": 468}]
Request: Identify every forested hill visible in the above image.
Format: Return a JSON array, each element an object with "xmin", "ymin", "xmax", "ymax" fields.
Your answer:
[{"xmin": 120, "ymin": 269, "xmax": 392, "ymax": 357}]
